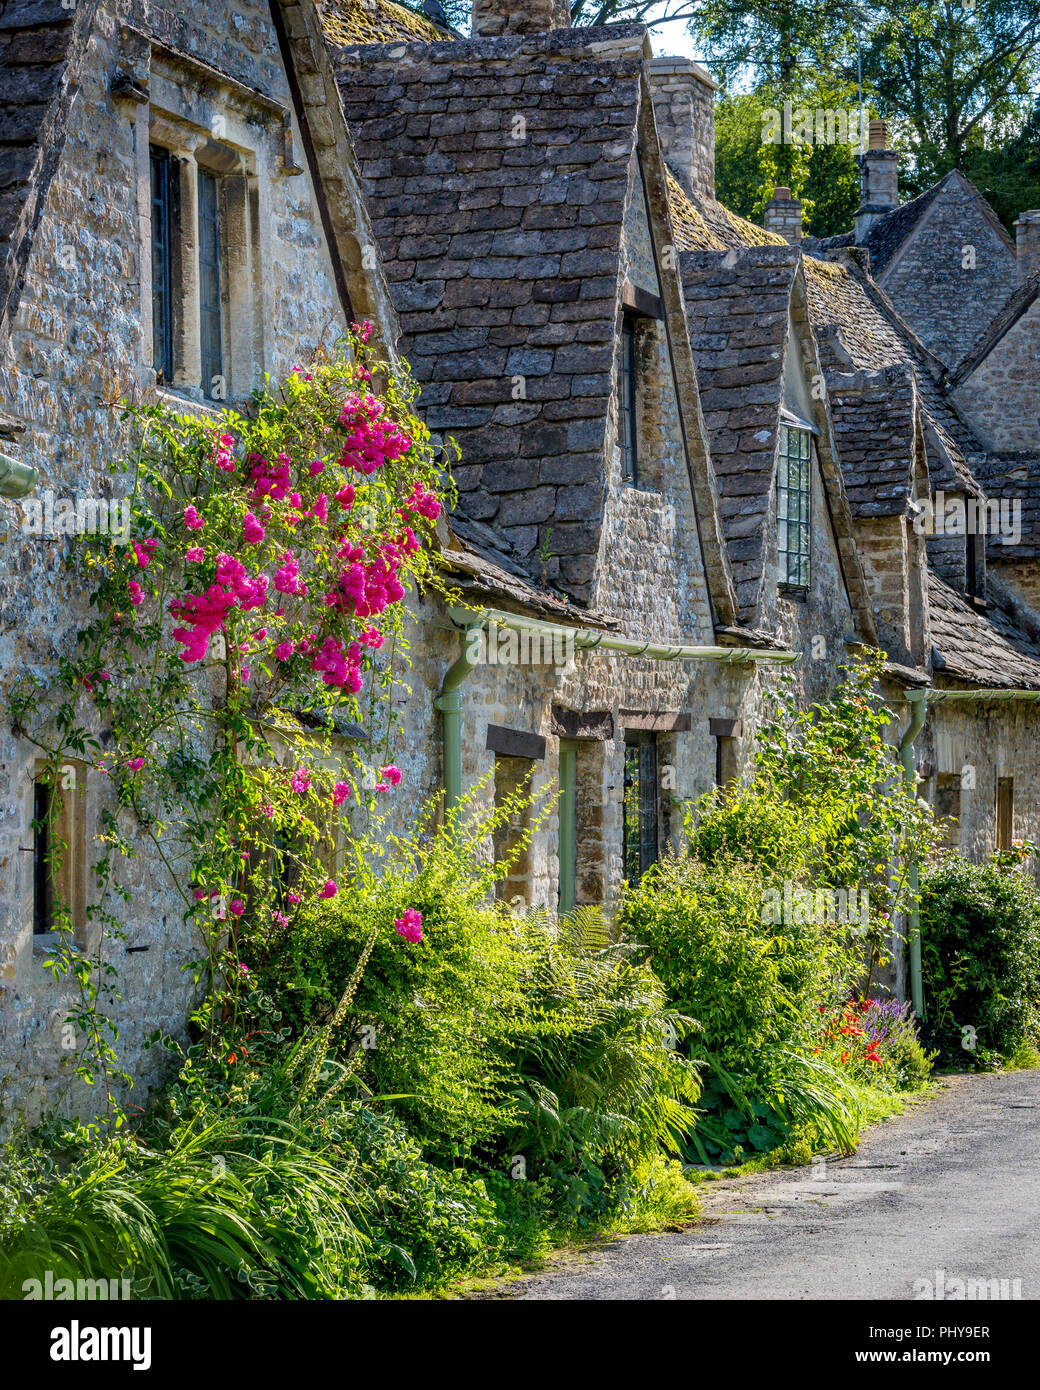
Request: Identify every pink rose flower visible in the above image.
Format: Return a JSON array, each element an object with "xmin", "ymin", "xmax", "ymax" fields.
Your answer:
[{"xmin": 394, "ymin": 908, "xmax": 423, "ymax": 944}]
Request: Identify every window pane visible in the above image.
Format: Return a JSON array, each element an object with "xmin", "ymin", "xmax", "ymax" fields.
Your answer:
[
  {"xmin": 776, "ymin": 424, "xmax": 812, "ymax": 589},
  {"xmin": 198, "ymin": 170, "xmax": 223, "ymax": 397},
  {"xmin": 149, "ymin": 147, "xmax": 173, "ymax": 383},
  {"xmin": 619, "ymin": 315, "xmax": 637, "ymax": 486}
]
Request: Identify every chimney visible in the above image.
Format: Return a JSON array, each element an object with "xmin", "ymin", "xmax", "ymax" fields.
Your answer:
[
  {"xmin": 1014, "ymin": 209, "xmax": 1040, "ymax": 283},
  {"xmin": 471, "ymin": 0, "xmax": 570, "ymax": 36},
  {"xmin": 763, "ymin": 186, "xmax": 802, "ymax": 243},
  {"xmin": 647, "ymin": 56, "xmax": 718, "ymax": 204},
  {"xmin": 854, "ymin": 119, "xmax": 899, "ymax": 243}
]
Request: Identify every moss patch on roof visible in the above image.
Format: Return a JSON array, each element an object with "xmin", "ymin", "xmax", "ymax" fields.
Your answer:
[
  {"xmin": 665, "ymin": 175, "xmax": 786, "ymax": 252},
  {"xmin": 318, "ymin": 0, "xmax": 449, "ymax": 47}
]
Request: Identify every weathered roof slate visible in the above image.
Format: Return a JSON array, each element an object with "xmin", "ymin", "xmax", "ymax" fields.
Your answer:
[
  {"xmin": 317, "ymin": 0, "xmax": 450, "ymax": 47},
  {"xmin": 0, "ymin": 0, "xmax": 98, "ymax": 350},
  {"xmin": 801, "ymin": 252, "xmax": 983, "ymax": 495},
  {"xmin": 330, "ymin": 24, "xmax": 651, "ymax": 601},
  {"xmin": 928, "ymin": 572, "xmax": 1040, "ymax": 690},
  {"xmin": 668, "ymin": 171, "xmax": 786, "ymax": 253},
  {"xmin": 971, "ymin": 454, "xmax": 1040, "ymax": 560},
  {"xmin": 679, "ymin": 243, "xmax": 796, "ymax": 617},
  {"xmin": 827, "ymin": 364, "xmax": 921, "ymax": 518}
]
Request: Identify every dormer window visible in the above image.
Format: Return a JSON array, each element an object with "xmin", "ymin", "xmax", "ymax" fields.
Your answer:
[{"xmin": 777, "ymin": 421, "xmax": 813, "ymax": 592}]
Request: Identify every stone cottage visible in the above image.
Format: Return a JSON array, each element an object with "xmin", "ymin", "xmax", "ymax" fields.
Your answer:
[{"xmin": 2, "ymin": 0, "xmax": 1040, "ymax": 1121}]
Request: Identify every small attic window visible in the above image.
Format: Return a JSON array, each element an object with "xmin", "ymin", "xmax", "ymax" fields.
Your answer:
[
  {"xmin": 777, "ymin": 423, "xmax": 813, "ymax": 592},
  {"xmin": 619, "ymin": 313, "xmax": 639, "ymax": 485}
]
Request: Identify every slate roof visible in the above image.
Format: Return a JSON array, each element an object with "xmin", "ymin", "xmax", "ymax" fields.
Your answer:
[
  {"xmin": 330, "ymin": 24, "xmax": 650, "ymax": 602},
  {"xmin": 813, "ymin": 170, "xmax": 1014, "ymax": 283},
  {"xmin": 800, "ymin": 251, "xmax": 983, "ymax": 495},
  {"xmin": 440, "ymin": 515, "xmax": 620, "ymax": 627},
  {"xmin": 946, "ymin": 274, "xmax": 1040, "ymax": 390},
  {"xmin": 928, "ymin": 573, "xmax": 1040, "ymax": 690},
  {"xmin": 971, "ymin": 455, "xmax": 1040, "ymax": 560},
  {"xmin": 679, "ymin": 243, "xmax": 797, "ymax": 617},
  {"xmin": 0, "ymin": 0, "xmax": 98, "ymax": 349},
  {"xmin": 826, "ymin": 364, "xmax": 921, "ymax": 518},
  {"xmin": 667, "ymin": 172, "xmax": 786, "ymax": 252}
]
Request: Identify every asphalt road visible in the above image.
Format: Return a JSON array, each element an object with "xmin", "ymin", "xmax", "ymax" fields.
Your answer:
[{"xmin": 513, "ymin": 1070, "xmax": 1040, "ymax": 1300}]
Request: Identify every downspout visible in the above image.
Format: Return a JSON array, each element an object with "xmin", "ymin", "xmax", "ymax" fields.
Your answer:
[
  {"xmin": 435, "ymin": 606, "xmax": 799, "ymax": 814},
  {"xmin": 434, "ymin": 624, "xmax": 481, "ymax": 813},
  {"xmin": 898, "ymin": 688, "xmax": 929, "ymax": 1020},
  {"xmin": 0, "ymin": 450, "xmax": 37, "ymax": 498}
]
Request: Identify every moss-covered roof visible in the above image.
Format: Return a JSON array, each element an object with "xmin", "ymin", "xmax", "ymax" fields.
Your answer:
[{"xmin": 318, "ymin": 0, "xmax": 451, "ymax": 47}]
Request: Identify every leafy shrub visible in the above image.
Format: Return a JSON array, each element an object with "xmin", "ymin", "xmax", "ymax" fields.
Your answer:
[
  {"xmin": 920, "ymin": 854, "xmax": 1040, "ymax": 1065},
  {"xmin": 266, "ymin": 798, "xmax": 700, "ymax": 1205},
  {"xmin": 619, "ymin": 853, "xmax": 862, "ymax": 1161}
]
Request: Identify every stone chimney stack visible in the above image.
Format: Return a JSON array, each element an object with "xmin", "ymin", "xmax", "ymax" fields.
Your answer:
[
  {"xmin": 470, "ymin": 0, "xmax": 571, "ymax": 36},
  {"xmin": 854, "ymin": 119, "xmax": 899, "ymax": 243},
  {"xmin": 763, "ymin": 186, "xmax": 803, "ymax": 243},
  {"xmin": 647, "ymin": 56, "xmax": 718, "ymax": 204},
  {"xmin": 1014, "ymin": 209, "xmax": 1040, "ymax": 282}
]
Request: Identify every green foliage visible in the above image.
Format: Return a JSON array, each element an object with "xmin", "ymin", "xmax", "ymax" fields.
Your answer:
[
  {"xmin": 715, "ymin": 79, "xmax": 864, "ymax": 236},
  {"xmin": 692, "ymin": 0, "xmax": 1040, "ymax": 212},
  {"xmin": 920, "ymin": 853, "xmax": 1040, "ymax": 1067},
  {"xmin": 270, "ymin": 795, "xmax": 701, "ymax": 1202}
]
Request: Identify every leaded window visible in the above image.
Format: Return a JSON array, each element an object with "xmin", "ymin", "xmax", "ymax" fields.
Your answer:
[
  {"xmin": 198, "ymin": 169, "xmax": 223, "ymax": 399},
  {"xmin": 149, "ymin": 146, "xmax": 174, "ymax": 384},
  {"xmin": 623, "ymin": 733, "xmax": 658, "ymax": 882},
  {"xmin": 777, "ymin": 423, "xmax": 812, "ymax": 591}
]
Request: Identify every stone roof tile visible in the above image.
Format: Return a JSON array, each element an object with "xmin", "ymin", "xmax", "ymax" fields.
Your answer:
[{"xmin": 332, "ymin": 23, "xmax": 649, "ymax": 601}]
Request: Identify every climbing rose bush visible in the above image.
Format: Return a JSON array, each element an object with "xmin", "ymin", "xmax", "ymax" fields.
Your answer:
[{"xmin": 11, "ymin": 328, "xmax": 455, "ymax": 1093}]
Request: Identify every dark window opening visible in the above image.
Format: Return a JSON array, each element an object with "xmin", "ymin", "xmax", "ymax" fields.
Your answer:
[
  {"xmin": 997, "ymin": 777, "xmax": 1014, "ymax": 850},
  {"xmin": 623, "ymin": 732, "xmax": 658, "ymax": 883},
  {"xmin": 32, "ymin": 779, "xmax": 54, "ymax": 935},
  {"xmin": 494, "ymin": 755, "xmax": 533, "ymax": 906},
  {"xmin": 198, "ymin": 168, "xmax": 223, "ymax": 398},
  {"xmin": 149, "ymin": 146, "xmax": 174, "ymax": 384},
  {"xmin": 935, "ymin": 773, "xmax": 961, "ymax": 850},
  {"xmin": 619, "ymin": 313, "xmax": 638, "ymax": 486},
  {"xmin": 777, "ymin": 423, "xmax": 812, "ymax": 591},
  {"xmin": 966, "ymin": 530, "xmax": 984, "ymax": 602}
]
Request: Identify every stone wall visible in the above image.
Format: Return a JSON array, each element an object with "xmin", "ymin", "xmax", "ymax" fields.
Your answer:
[
  {"xmin": 0, "ymin": 0, "xmax": 347, "ymax": 1127},
  {"xmin": 951, "ymin": 298, "xmax": 1040, "ymax": 453}
]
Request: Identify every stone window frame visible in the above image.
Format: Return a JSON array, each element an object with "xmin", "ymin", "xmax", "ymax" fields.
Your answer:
[
  {"xmin": 30, "ymin": 758, "xmax": 89, "ymax": 953},
  {"xmin": 134, "ymin": 52, "xmax": 284, "ymax": 407}
]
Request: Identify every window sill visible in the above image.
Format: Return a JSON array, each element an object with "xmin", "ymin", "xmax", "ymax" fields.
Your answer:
[
  {"xmin": 779, "ymin": 583, "xmax": 810, "ymax": 602},
  {"xmin": 32, "ymin": 931, "xmax": 65, "ymax": 958},
  {"xmin": 156, "ymin": 387, "xmax": 230, "ymax": 420}
]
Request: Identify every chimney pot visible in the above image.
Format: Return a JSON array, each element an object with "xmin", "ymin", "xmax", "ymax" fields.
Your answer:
[{"xmin": 854, "ymin": 121, "xmax": 899, "ymax": 243}]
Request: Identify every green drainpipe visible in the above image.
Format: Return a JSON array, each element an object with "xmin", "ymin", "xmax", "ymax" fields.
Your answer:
[
  {"xmin": 433, "ymin": 624, "xmax": 482, "ymax": 814},
  {"xmin": 898, "ymin": 689, "xmax": 929, "ymax": 1020},
  {"xmin": 0, "ymin": 450, "xmax": 37, "ymax": 499}
]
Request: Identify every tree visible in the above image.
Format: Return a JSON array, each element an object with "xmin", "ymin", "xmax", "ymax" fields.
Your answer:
[{"xmin": 690, "ymin": 1, "xmax": 1040, "ymax": 193}]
